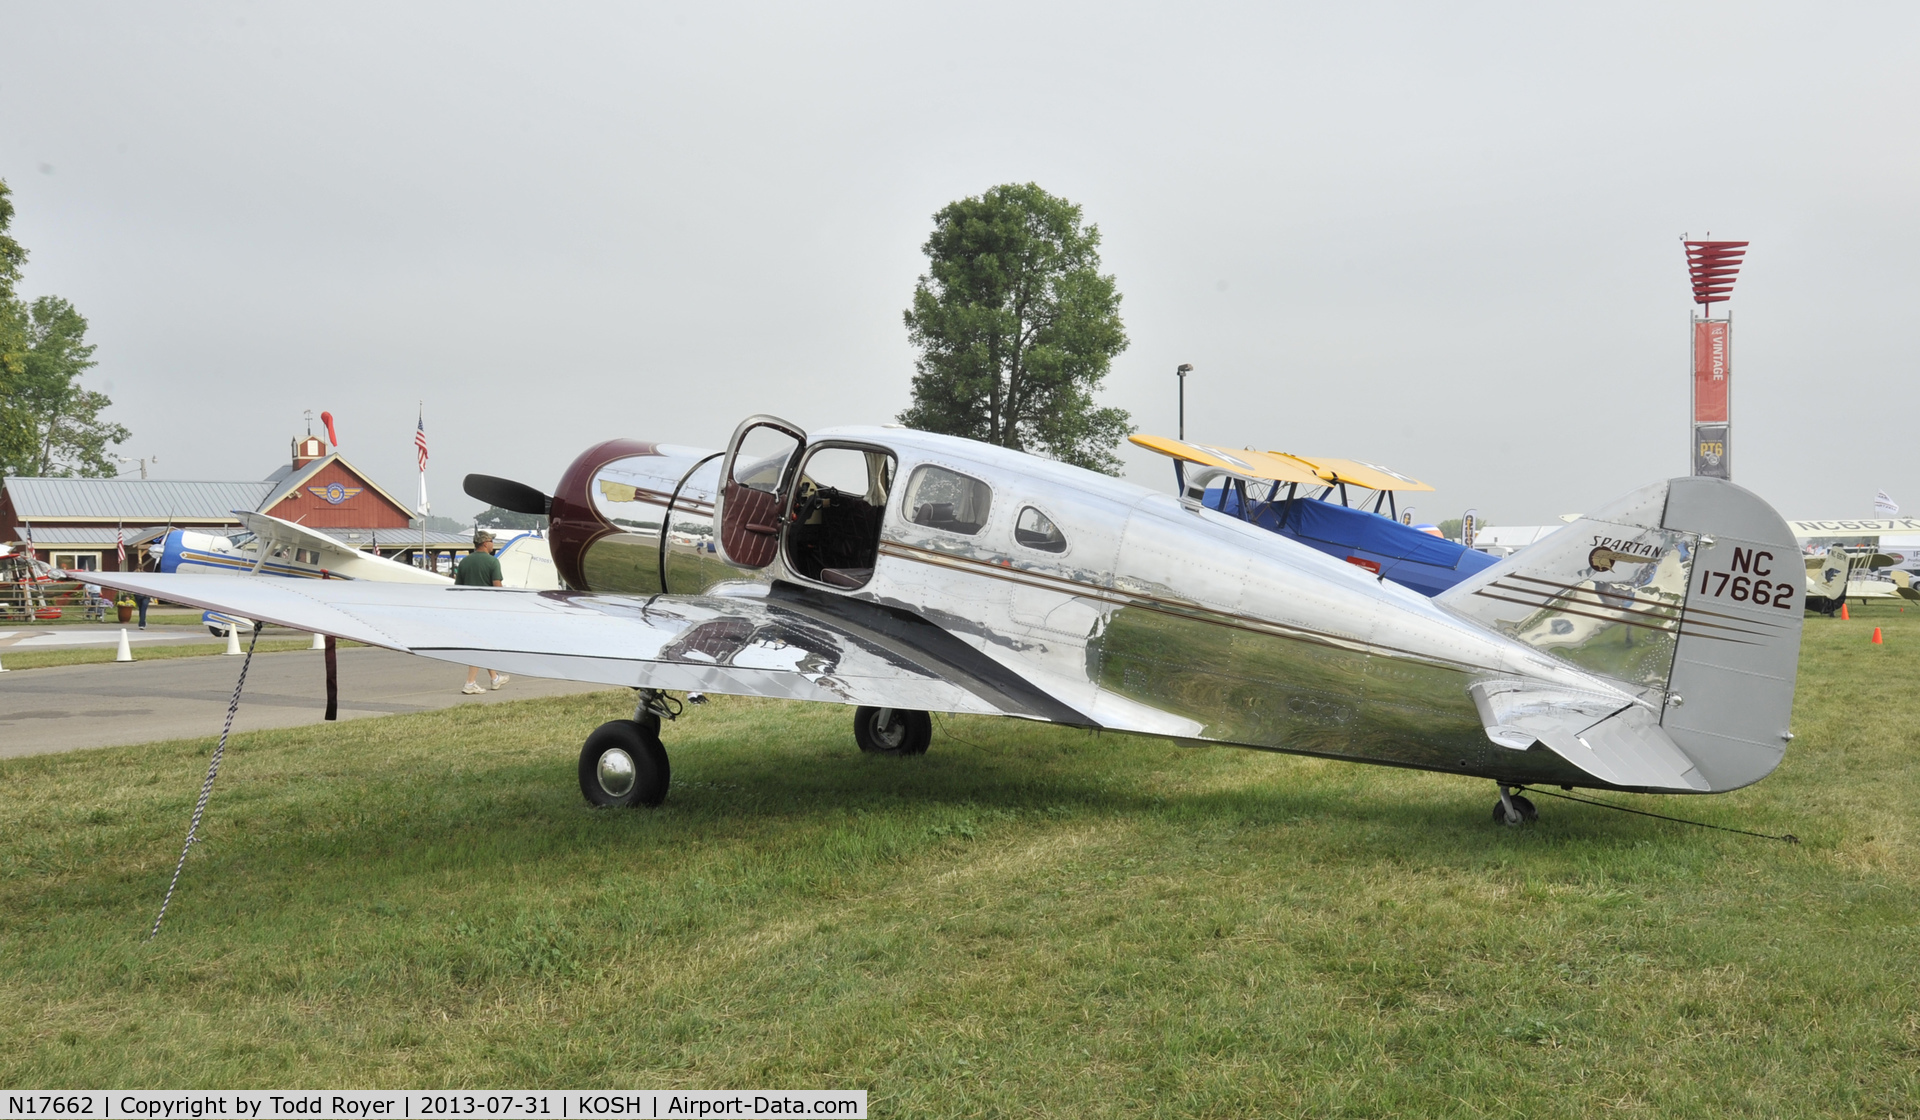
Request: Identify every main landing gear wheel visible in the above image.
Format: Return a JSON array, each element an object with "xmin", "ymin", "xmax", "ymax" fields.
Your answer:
[
  {"xmin": 579, "ymin": 717, "xmax": 670, "ymax": 808},
  {"xmin": 1493, "ymin": 785, "xmax": 1538, "ymax": 826},
  {"xmin": 854, "ymin": 706, "xmax": 931, "ymax": 756}
]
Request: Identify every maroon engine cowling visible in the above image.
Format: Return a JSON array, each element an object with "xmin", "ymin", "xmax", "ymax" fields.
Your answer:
[{"xmin": 547, "ymin": 438, "xmax": 661, "ymax": 592}]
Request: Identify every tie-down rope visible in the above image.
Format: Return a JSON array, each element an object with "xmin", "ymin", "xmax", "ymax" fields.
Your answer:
[
  {"xmin": 147, "ymin": 624, "xmax": 263, "ymax": 939},
  {"xmin": 1517, "ymin": 784, "xmax": 1799, "ymax": 844}
]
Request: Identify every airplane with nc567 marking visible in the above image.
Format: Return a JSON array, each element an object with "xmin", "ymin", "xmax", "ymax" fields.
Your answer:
[{"xmin": 88, "ymin": 416, "xmax": 1802, "ymax": 825}]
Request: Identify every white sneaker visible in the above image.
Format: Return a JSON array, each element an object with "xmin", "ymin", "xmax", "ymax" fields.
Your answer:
[
  {"xmin": 461, "ymin": 682, "xmax": 485, "ymax": 695},
  {"xmin": 490, "ymin": 674, "xmax": 510, "ymax": 690}
]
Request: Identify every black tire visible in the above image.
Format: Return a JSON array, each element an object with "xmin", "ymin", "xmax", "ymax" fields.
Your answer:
[
  {"xmin": 208, "ymin": 625, "xmax": 228, "ymax": 639},
  {"xmin": 854, "ymin": 706, "xmax": 932, "ymax": 756},
  {"xmin": 579, "ymin": 717, "xmax": 670, "ymax": 808},
  {"xmin": 1492, "ymin": 794, "xmax": 1538, "ymax": 825}
]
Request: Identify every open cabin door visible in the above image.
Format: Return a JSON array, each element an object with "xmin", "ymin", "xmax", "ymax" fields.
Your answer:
[{"xmin": 713, "ymin": 415, "xmax": 806, "ymax": 570}]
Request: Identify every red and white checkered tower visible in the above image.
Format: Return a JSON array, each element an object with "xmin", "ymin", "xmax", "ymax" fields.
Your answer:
[{"xmin": 1685, "ymin": 240, "xmax": 1748, "ymax": 479}]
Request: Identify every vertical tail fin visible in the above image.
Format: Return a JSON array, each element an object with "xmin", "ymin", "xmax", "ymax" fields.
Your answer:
[
  {"xmin": 1440, "ymin": 477, "xmax": 1802, "ymax": 792},
  {"xmin": 1805, "ymin": 545, "xmax": 1847, "ymax": 615}
]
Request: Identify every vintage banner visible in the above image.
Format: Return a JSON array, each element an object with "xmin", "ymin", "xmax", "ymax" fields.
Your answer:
[
  {"xmin": 1693, "ymin": 319, "xmax": 1730, "ymax": 423},
  {"xmin": 1693, "ymin": 423, "xmax": 1730, "ymax": 480}
]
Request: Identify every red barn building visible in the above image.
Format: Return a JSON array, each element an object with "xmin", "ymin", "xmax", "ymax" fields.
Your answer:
[
  {"xmin": 1, "ymin": 434, "xmax": 474, "ymax": 572},
  {"xmin": 259, "ymin": 434, "xmax": 417, "ymax": 531}
]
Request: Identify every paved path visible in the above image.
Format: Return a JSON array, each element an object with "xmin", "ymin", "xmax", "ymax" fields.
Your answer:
[
  {"xmin": 0, "ymin": 647, "xmax": 618, "ymax": 758},
  {"xmin": 0, "ymin": 624, "xmax": 227, "ymax": 653}
]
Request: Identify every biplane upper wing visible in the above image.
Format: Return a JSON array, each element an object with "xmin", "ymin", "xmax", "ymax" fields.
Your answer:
[
  {"xmin": 1266, "ymin": 455, "xmax": 1434, "ymax": 492},
  {"xmin": 1128, "ymin": 434, "xmax": 1324, "ymax": 485},
  {"xmin": 84, "ymin": 571, "xmax": 1086, "ymax": 724}
]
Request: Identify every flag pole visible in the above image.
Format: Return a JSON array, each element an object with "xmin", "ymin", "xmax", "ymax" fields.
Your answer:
[{"xmin": 417, "ymin": 402, "xmax": 429, "ymax": 570}]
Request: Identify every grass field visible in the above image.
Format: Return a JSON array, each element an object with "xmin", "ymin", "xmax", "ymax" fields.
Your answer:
[{"xmin": 1, "ymin": 611, "xmax": 1916, "ymax": 1115}]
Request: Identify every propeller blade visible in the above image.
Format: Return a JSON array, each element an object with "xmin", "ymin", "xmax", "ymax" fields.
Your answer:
[{"xmin": 463, "ymin": 473, "xmax": 551, "ymax": 516}]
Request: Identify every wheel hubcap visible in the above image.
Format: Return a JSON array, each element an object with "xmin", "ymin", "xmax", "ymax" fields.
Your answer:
[
  {"xmin": 871, "ymin": 708, "xmax": 906, "ymax": 748},
  {"xmin": 597, "ymin": 747, "xmax": 637, "ymax": 798}
]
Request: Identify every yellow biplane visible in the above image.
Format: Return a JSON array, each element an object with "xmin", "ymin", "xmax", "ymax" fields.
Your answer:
[
  {"xmin": 1128, "ymin": 434, "xmax": 1485, "ymax": 598},
  {"xmin": 1129, "ymin": 434, "xmax": 1434, "ymax": 520}
]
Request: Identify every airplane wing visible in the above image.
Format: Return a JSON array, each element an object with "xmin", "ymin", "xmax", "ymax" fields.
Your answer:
[
  {"xmin": 84, "ymin": 571, "xmax": 1088, "ymax": 724},
  {"xmin": 1265, "ymin": 454, "xmax": 1434, "ymax": 492},
  {"xmin": 1787, "ymin": 518, "xmax": 1920, "ymax": 538},
  {"xmin": 234, "ymin": 510, "xmax": 453, "ymax": 585},
  {"xmin": 1468, "ymin": 680, "xmax": 1709, "ymax": 792},
  {"xmin": 1128, "ymin": 434, "xmax": 1324, "ymax": 486}
]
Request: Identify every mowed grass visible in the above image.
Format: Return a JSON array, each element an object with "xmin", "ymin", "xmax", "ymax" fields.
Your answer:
[{"xmin": 1, "ymin": 613, "xmax": 1917, "ymax": 1115}]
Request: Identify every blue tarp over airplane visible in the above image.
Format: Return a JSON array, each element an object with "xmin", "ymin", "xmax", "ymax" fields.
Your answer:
[
  {"xmin": 1204, "ymin": 482, "xmax": 1497, "ymax": 596},
  {"xmin": 1132, "ymin": 434, "xmax": 1497, "ymax": 597}
]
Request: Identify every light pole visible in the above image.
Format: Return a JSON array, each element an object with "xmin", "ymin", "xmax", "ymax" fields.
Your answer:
[
  {"xmin": 115, "ymin": 455, "xmax": 157, "ymax": 479},
  {"xmin": 1176, "ymin": 364, "xmax": 1193, "ymax": 440}
]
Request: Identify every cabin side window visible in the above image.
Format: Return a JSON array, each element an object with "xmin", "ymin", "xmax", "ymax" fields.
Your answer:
[
  {"xmin": 903, "ymin": 465, "xmax": 993, "ymax": 536},
  {"xmin": 1014, "ymin": 506, "xmax": 1067, "ymax": 553}
]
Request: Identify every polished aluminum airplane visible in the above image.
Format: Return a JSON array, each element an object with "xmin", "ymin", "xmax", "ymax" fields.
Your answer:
[{"xmin": 89, "ymin": 416, "xmax": 1804, "ymax": 824}]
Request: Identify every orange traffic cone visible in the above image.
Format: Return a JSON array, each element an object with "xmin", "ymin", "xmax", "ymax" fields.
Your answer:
[
  {"xmin": 1872, "ymin": 627, "xmax": 1884, "ymax": 644},
  {"xmin": 1841, "ymin": 604, "xmax": 1850, "ymax": 620}
]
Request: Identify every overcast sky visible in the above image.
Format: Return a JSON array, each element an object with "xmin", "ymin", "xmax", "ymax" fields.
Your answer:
[{"xmin": 4, "ymin": 2, "xmax": 1916, "ymax": 526}]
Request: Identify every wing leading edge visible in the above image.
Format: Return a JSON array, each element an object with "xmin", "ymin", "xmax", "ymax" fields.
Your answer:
[{"xmin": 86, "ymin": 572, "xmax": 1085, "ymax": 723}]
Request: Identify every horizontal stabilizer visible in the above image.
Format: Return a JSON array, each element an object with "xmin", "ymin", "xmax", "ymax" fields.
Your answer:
[{"xmin": 1469, "ymin": 679, "xmax": 1709, "ymax": 792}]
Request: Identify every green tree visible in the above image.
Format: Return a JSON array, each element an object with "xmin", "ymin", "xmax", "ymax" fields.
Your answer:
[
  {"xmin": 0, "ymin": 179, "xmax": 127, "ymax": 478},
  {"xmin": 0, "ymin": 180, "xmax": 38, "ymax": 472},
  {"xmin": 10, "ymin": 297, "xmax": 128, "ymax": 477},
  {"xmin": 898, "ymin": 183, "xmax": 1132, "ymax": 474}
]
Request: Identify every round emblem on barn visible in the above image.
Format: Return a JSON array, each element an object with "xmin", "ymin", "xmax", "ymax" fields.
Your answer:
[{"xmin": 306, "ymin": 482, "xmax": 365, "ymax": 505}]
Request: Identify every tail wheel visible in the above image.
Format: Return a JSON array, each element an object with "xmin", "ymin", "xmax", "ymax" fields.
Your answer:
[
  {"xmin": 1493, "ymin": 793, "xmax": 1538, "ymax": 825},
  {"xmin": 854, "ymin": 706, "xmax": 932, "ymax": 756},
  {"xmin": 579, "ymin": 717, "xmax": 670, "ymax": 807}
]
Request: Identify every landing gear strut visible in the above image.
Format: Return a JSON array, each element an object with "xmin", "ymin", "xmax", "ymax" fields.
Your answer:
[
  {"xmin": 854, "ymin": 706, "xmax": 931, "ymax": 756},
  {"xmin": 1493, "ymin": 784, "xmax": 1538, "ymax": 826},
  {"xmin": 578, "ymin": 689, "xmax": 675, "ymax": 807}
]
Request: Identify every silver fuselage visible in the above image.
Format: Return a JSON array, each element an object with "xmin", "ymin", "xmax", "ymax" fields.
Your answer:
[{"xmin": 571, "ymin": 426, "xmax": 1635, "ymax": 789}]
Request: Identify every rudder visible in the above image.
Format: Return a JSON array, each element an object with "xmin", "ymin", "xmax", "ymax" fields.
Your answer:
[
  {"xmin": 1439, "ymin": 477, "xmax": 1802, "ymax": 792},
  {"xmin": 1660, "ymin": 477, "xmax": 1803, "ymax": 790}
]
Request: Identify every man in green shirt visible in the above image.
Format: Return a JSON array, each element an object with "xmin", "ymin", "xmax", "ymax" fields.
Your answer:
[{"xmin": 457, "ymin": 530, "xmax": 510, "ymax": 694}]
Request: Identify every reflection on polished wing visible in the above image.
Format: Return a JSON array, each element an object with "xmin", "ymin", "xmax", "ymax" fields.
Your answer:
[{"xmin": 88, "ymin": 571, "xmax": 1081, "ymax": 724}]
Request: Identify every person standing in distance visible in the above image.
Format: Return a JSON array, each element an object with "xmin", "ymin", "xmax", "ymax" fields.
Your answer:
[{"xmin": 457, "ymin": 530, "xmax": 510, "ymax": 695}]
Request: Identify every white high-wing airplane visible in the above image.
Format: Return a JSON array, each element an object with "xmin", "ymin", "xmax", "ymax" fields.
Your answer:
[
  {"xmin": 153, "ymin": 510, "xmax": 562, "ymax": 632},
  {"xmin": 90, "ymin": 417, "xmax": 1804, "ymax": 825},
  {"xmin": 157, "ymin": 510, "xmax": 455, "ymax": 584}
]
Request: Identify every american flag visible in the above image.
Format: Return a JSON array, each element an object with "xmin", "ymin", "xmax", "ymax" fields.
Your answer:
[
  {"xmin": 414, "ymin": 412, "xmax": 430, "ymax": 471},
  {"xmin": 117, "ymin": 525, "xmax": 126, "ymax": 568}
]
